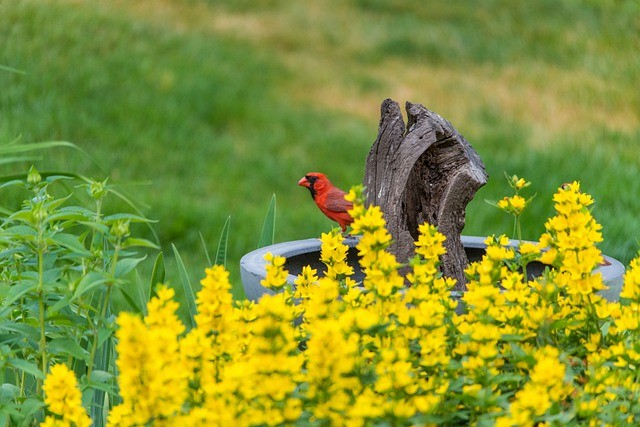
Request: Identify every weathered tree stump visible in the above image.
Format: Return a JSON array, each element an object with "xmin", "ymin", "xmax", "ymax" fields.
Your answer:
[{"xmin": 363, "ymin": 99, "xmax": 488, "ymax": 290}]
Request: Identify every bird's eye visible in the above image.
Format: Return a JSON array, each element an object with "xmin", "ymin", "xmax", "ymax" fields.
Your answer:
[{"xmin": 306, "ymin": 175, "xmax": 317, "ymax": 184}]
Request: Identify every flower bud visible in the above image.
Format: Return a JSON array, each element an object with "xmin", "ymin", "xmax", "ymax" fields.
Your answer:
[{"xmin": 27, "ymin": 165, "xmax": 41, "ymax": 185}]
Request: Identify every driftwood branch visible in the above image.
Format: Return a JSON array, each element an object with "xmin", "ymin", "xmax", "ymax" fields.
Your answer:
[{"xmin": 363, "ymin": 99, "xmax": 487, "ymax": 290}]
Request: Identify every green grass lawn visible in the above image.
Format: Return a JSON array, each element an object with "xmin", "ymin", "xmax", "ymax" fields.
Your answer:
[{"xmin": 1, "ymin": 0, "xmax": 638, "ymax": 297}]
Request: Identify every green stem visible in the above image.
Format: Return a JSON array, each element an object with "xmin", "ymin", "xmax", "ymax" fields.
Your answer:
[
  {"xmin": 86, "ymin": 241, "xmax": 119, "ymax": 379},
  {"xmin": 514, "ymin": 214, "xmax": 528, "ymax": 279},
  {"xmin": 19, "ymin": 370, "xmax": 25, "ymax": 398},
  {"xmin": 586, "ymin": 294, "xmax": 601, "ymax": 342},
  {"xmin": 37, "ymin": 246, "xmax": 47, "ymax": 394}
]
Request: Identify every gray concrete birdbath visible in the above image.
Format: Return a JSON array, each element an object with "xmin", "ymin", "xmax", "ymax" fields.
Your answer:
[{"xmin": 240, "ymin": 100, "xmax": 626, "ymax": 303}]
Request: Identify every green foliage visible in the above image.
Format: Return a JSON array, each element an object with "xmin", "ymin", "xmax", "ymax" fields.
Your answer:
[
  {"xmin": 214, "ymin": 216, "xmax": 231, "ymax": 267},
  {"xmin": 171, "ymin": 243, "xmax": 197, "ymax": 330},
  {"xmin": 0, "ymin": 167, "xmax": 157, "ymax": 425},
  {"xmin": 257, "ymin": 194, "xmax": 277, "ymax": 249}
]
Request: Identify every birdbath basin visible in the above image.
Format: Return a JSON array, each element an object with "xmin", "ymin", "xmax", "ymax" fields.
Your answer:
[{"xmin": 240, "ymin": 236, "xmax": 625, "ymax": 302}]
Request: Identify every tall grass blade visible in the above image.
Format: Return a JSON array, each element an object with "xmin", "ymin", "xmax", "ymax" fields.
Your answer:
[
  {"xmin": 0, "ymin": 140, "xmax": 94, "ymax": 166},
  {"xmin": 171, "ymin": 244, "xmax": 196, "ymax": 330},
  {"xmin": 214, "ymin": 216, "xmax": 231, "ymax": 266},
  {"xmin": 150, "ymin": 251, "xmax": 165, "ymax": 288},
  {"xmin": 199, "ymin": 231, "xmax": 212, "ymax": 267},
  {"xmin": 0, "ymin": 64, "xmax": 26, "ymax": 75},
  {"xmin": 257, "ymin": 194, "xmax": 276, "ymax": 248},
  {"xmin": 0, "ymin": 156, "xmax": 40, "ymax": 165},
  {"xmin": 90, "ymin": 338, "xmax": 112, "ymax": 427}
]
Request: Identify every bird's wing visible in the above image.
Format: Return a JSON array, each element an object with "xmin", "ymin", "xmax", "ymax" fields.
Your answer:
[{"xmin": 323, "ymin": 188, "xmax": 353, "ymax": 213}]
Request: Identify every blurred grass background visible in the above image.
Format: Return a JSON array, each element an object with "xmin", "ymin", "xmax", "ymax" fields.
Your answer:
[{"xmin": 1, "ymin": 0, "xmax": 638, "ymax": 296}]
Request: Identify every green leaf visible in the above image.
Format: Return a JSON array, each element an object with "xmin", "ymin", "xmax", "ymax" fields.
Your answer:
[
  {"xmin": 0, "ymin": 383, "xmax": 19, "ymax": 403},
  {"xmin": 116, "ymin": 285, "xmax": 143, "ymax": 313},
  {"xmin": 214, "ymin": 216, "xmax": 231, "ymax": 267},
  {"xmin": 87, "ymin": 373, "xmax": 115, "ymax": 393},
  {"xmin": 45, "ymin": 206, "xmax": 95, "ymax": 223},
  {"xmin": 2, "ymin": 225, "xmax": 36, "ymax": 237},
  {"xmin": 0, "ymin": 177, "xmax": 25, "ymax": 190},
  {"xmin": 48, "ymin": 337, "xmax": 89, "ymax": 361},
  {"xmin": 43, "ymin": 174, "xmax": 76, "ymax": 184},
  {"xmin": 114, "ymin": 256, "xmax": 147, "ymax": 278},
  {"xmin": 103, "ymin": 213, "xmax": 156, "ymax": 223},
  {"xmin": 7, "ymin": 358, "xmax": 44, "ymax": 380},
  {"xmin": 171, "ymin": 244, "xmax": 196, "ymax": 330},
  {"xmin": 77, "ymin": 220, "xmax": 110, "ymax": 235},
  {"xmin": 87, "ymin": 370, "xmax": 115, "ymax": 397},
  {"xmin": 73, "ymin": 271, "xmax": 110, "ymax": 300},
  {"xmin": 97, "ymin": 327, "xmax": 114, "ymax": 349},
  {"xmin": 43, "ymin": 194, "xmax": 72, "ymax": 212},
  {"xmin": 600, "ymin": 320, "xmax": 611, "ymax": 337},
  {"xmin": 17, "ymin": 397, "xmax": 45, "ymax": 423},
  {"xmin": 6, "ymin": 210, "xmax": 34, "ymax": 226},
  {"xmin": 257, "ymin": 194, "xmax": 276, "ymax": 248},
  {"xmin": 89, "ymin": 369, "xmax": 113, "ymax": 383},
  {"xmin": 48, "ymin": 294, "xmax": 72, "ymax": 313},
  {"xmin": 49, "ymin": 232, "xmax": 92, "ymax": 256},
  {"xmin": 121, "ymin": 237, "xmax": 160, "ymax": 250},
  {"xmin": 1, "ymin": 282, "xmax": 38, "ymax": 311},
  {"xmin": 0, "ymin": 321, "xmax": 39, "ymax": 342}
]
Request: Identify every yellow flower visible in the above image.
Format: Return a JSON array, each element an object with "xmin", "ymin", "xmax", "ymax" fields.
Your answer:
[
  {"xmin": 108, "ymin": 286, "xmax": 189, "ymax": 426},
  {"xmin": 519, "ymin": 242, "xmax": 540, "ymax": 256},
  {"xmin": 514, "ymin": 177, "xmax": 529, "ymax": 190},
  {"xmin": 195, "ymin": 265, "xmax": 234, "ymax": 333},
  {"xmin": 463, "ymin": 383, "xmax": 483, "ymax": 397},
  {"xmin": 319, "ymin": 229, "xmax": 354, "ymax": 281},
  {"xmin": 261, "ymin": 252, "xmax": 289, "ymax": 291},
  {"xmin": 615, "ymin": 304, "xmax": 640, "ymax": 331},
  {"xmin": 497, "ymin": 195, "xmax": 527, "ymax": 215},
  {"xmin": 350, "ymin": 205, "xmax": 387, "ymax": 235},
  {"xmin": 41, "ymin": 364, "xmax": 91, "ymax": 427},
  {"xmin": 294, "ymin": 265, "xmax": 318, "ymax": 300},
  {"xmin": 414, "ymin": 222, "xmax": 447, "ymax": 260},
  {"xmin": 621, "ymin": 256, "xmax": 640, "ymax": 301}
]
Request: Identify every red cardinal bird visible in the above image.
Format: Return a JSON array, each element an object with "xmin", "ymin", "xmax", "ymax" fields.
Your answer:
[{"xmin": 298, "ymin": 172, "xmax": 353, "ymax": 234}]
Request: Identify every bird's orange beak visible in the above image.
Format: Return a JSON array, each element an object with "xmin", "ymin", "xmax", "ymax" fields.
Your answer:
[{"xmin": 298, "ymin": 177, "xmax": 309, "ymax": 188}]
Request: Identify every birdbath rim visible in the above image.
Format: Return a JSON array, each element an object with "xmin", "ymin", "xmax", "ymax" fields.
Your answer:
[{"xmin": 239, "ymin": 235, "xmax": 625, "ymax": 302}]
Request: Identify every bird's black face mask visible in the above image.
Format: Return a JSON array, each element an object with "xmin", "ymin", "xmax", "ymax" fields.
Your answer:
[{"xmin": 305, "ymin": 175, "xmax": 318, "ymax": 200}]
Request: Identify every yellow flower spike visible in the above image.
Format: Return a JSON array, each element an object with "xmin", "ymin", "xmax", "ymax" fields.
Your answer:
[
  {"xmin": 195, "ymin": 265, "xmax": 234, "ymax": 332},
  {"xmin": 108, "ymin": 286, "xmax": 189, "ymax": 426},
  {"xmin": 41, "ymin": 364, "xmax": 91, "ymax": 427},
  {"xmin": 261, "ymin": 252, "xmax": 290, "ymax": 291},
  {"xmin": 414, "ymin": 222, "xmax": 447, "ymax": 261},
  {"xmin": 621, "ymin": 256, "xmax": 640, "ymax": 301},
  {"xmin": 319, "ymin": 228, "xmax": 354, "ymax": 283},
  {"xmin": 294, "ymin": 265, "xmax": 318, "ymax": 300}
]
